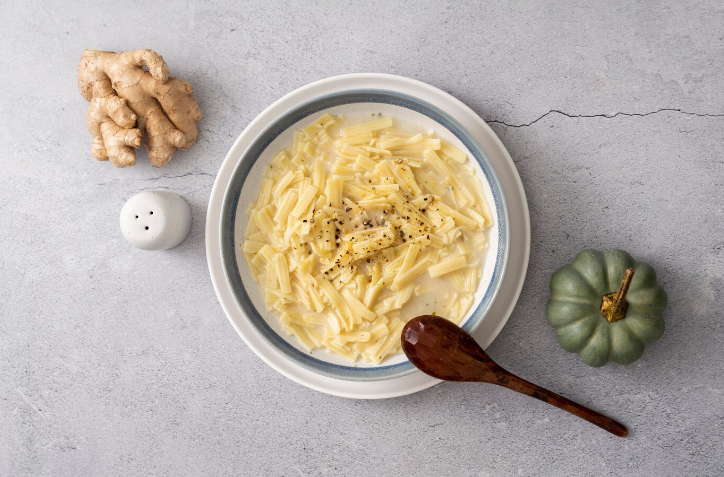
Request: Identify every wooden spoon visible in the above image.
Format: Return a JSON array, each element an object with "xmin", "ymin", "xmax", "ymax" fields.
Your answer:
[{"xmin": 401, "ymin": 315, "xmax": 628, "ymax": 437}]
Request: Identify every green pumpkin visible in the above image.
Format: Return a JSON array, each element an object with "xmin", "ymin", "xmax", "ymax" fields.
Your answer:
[{"xmin": 546, "ymin": 249, "xmax": 667, "ymax": 367}]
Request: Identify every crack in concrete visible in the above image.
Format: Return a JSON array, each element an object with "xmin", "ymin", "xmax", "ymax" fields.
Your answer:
[
  {"xmin": 96, "ymin": 171, "xmax": 215, "ymax": 186},
  {"xmin": 486, "ymin": 108, "xmax": 724, "ymax": 128},
  {"xmin": 137, "ymin": 171, "xmax": 215, "ymax": 181}
]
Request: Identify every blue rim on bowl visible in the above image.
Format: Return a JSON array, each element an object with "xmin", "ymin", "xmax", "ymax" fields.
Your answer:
[{"xmin": 220, "ymin": 89, "xmax": 510, "ymax": 382}]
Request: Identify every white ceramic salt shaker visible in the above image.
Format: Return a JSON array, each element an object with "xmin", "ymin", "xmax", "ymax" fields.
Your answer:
[{"xmin": 120, "ymin": 190, "xmax": 191, "ymax": 251}]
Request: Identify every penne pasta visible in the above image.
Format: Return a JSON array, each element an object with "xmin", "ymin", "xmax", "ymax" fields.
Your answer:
[
  {"xmin": 429, "ymin": 254, "xmax": 467, "ymax": 278},
  {"xmin": 440, "ymin": 139, "xmax": 467, "ymax": 163},
  {"xmin": 291, "ymin": 185, "xmax": 318, "ymax": 218},
  {"xmin": 242, "ymin": 114, "xmax": 491, "ymax": 364},
  {"xmin": 341, "ymin": 116, "xmax": 394, "ymax": 137},
  {"xmin": 273, "ymin": 189, "xmax": 298, "ymax": 224}
]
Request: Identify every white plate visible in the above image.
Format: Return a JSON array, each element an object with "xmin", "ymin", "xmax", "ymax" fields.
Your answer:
[{"xmin": 206, "ymin": 74, "xmax": 530, "ymax": 398}]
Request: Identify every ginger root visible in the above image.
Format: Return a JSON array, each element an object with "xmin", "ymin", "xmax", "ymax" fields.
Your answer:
[{"xmin": 78, "ymin": 49, "xmax": 203, "ymax": 168}]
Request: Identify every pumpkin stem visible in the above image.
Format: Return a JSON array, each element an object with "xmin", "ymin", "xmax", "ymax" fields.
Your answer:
[{"xmin": 600, "ymin": 268, "xmax": 635, "ymax": 323}]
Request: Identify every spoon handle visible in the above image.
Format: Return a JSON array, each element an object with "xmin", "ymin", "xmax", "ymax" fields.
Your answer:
[{"xmin": 492, "ymin": 372, "xmax": 628, "ymax": 437}]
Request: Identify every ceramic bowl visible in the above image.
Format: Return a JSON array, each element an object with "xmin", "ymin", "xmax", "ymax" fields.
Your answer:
[{"xmin": 219, "ymin": 89, "xmax": 510, "ymax": 381}]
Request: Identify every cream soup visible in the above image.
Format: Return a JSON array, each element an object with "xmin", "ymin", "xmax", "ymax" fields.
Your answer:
[{"xmin": 242, "ymin": 114, "xmax": 492, "ymax": 363}]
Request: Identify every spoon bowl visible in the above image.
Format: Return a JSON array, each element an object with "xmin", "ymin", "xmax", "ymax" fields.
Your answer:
[{"xmin": 402, "ymin": 315, "xmax": 628, "ymax": 437}]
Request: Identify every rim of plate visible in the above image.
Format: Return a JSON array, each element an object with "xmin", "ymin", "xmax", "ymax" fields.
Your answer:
[
  {"xmin": 219, "ymin": 89, "xmax": 510, "ymax": 381},
  {"xmin": 206, "ymin": 73, "xmax": 530, "ymax": 398}
]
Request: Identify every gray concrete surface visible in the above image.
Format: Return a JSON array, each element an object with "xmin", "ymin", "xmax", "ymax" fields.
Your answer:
[{"xmin": 1, "ymin": 1, "xmax": 723, "ymax": 475}]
